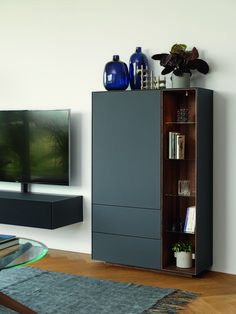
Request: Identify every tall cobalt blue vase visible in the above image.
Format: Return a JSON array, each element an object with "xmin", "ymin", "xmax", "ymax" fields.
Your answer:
[
  {"xmin": 129, "ymin": 47, "xmax": 148, "ymax": 90},
  {"xmin": 103, "ymin": 55, "xmax": 129, "ymax": 90}
]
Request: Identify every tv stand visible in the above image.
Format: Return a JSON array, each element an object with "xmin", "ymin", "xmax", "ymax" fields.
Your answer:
[
  {"xmin": 0, "ymin": 191, "xmax": 83, "ymax": 229},
  {"xmin": 21, "ymin": 183, "xmax": 31, "ymax": 193}
]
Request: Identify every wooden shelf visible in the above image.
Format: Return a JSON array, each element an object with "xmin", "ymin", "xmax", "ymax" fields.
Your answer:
[
  {"xmin": 162, "ymin": 263, "xmax": 196, "ymax": 276},
  {"xmin": 161, "ymin": 88, "xmax": 213, "ymax": 276},
  {"xmin": 165, "ymin": 158, "xmax": 196, "ymax": 161},
  {"xmin": 165, "ymin": 122, "xmax": 197, "ymax": 125},
  {"xmin": 166, "ymin": 230, "xmax": 195, "ymax": 235},
  {"xmin": 165, "ymin": 194, "xmax": 196, "ymax": 198}
]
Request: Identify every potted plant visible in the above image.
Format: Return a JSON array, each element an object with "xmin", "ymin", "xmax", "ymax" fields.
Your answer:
[
  {"xmin": 152, "ymin": 44, "xmax": 209, "ymax": 88},
  {"xmin": 172, "ymin": 240, "xmax": 193, "ymax": 268}
]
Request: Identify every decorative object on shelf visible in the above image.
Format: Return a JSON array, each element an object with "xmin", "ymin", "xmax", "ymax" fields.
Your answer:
[
  {"xmin": 178, "ymin": 180, "xmax": 190, "ymax": 196},
  {"xmin": 151, "ymin": 43, "xmax": 209, "ymax": 88},
  {"xmin": 176, "ymin": 134, "xmax": 185, "ymax": 159},
  {"xmin": 184, "ymin": 180, "xmax": 190, "ymax": 196},
  {"xmin": 136, "ymin": 65, "xmax": 150, "ymax": 89},
  {"xmin": 179, "ymin": 221, "xmax": 185, "ymax": 233},
  {"xmin": 136, "ymin": 66, "xmax": 166, "ymax": 90},
  {"xmin": 158, "ymin": 75, "xmax": 166, "ymax": 89},
  {"xmin": 129, "ymin": 47, "xmax": 148, "ymax": 90},
  {"xmin": 177, "ymin": 108, "xmax": 190, "ymax": 122},
  {"xmin": 171, "ymin": 222, "xmax": 178, "ymax": 232},
  {"xmin": 103, "ymin": 55, "xmax": 129, "ymax": 91},
  {"xmin": 172, "ymin": 72, "xmax": 190, "ymax": 88},
  {"xmin": 178, "ymin": 180, "xmax": 184, "ymax": 195},
  {"xmin": 171, "ymin": 220, "xmax": 185, "ymax": 233},
  {"xmin": 169, "ymin": 132, "xmax": 185, "ymax": 159},
  {"xmin": 184, "ymin": 206, "xmax": 196, "ymax": 233},
  {"xmin": 169, "ymin": 132, "xmax": 179, "ymax": 159},
  {"xmin": 172, "ymin": 241, "xmax": 193, "ymax": 268},
  {"xmin": 153, "ymin": 75, "xmax": 166, "ymax": 89}
]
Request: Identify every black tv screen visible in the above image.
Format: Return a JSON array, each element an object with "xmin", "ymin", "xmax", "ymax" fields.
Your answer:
[{"xmin": 0, "ymin": 109, "xmax": 70, "ymax": 187}]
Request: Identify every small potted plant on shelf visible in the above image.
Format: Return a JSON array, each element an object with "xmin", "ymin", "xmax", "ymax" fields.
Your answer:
[
  {"xmin": 172, "ymin": 240, "xmax": 193, "ymax": 268},
  {"xmin": 151, "ymin": 44, "xmax": 209, "ymax": 88}
]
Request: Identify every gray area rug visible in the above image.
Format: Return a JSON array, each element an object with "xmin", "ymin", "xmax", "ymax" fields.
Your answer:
[{"xmin": 0, "ymin": 266, "xmax": 199, "ymax": 313}]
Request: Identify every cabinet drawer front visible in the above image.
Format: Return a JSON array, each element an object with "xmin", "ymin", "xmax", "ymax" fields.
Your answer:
[
  {"xmin": 93, "ymin": 232, "xmax": 161, "ymax": 269},
  {"xmin": 93, "ymin": 205, "xmax": 161, "ymax": 239},
  {"xmin": 0, "ymin": 198, "xmax": 52, "ymax": 228}
]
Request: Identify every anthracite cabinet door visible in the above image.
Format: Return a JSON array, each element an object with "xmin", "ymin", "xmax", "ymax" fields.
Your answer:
[{"xmin": 92, "ymin": 90, "xmax": 161, "ymax": 210}]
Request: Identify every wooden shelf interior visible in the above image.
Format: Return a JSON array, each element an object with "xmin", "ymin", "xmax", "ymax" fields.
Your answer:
[
  {"xmin": 161, "ymin": 89, "xmax": 197, "ymax": 274},
  {"xmin": 162, "ymin": 89, "xmax": 197, "ymax": 123},
  {"xmin": 162, "ymin": 262, "xmax": 196, "ymax": 276}
]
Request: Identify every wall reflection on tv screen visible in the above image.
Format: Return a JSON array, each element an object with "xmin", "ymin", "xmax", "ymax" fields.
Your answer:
[{"xmin": 0, "ymin": 110, "xmax": 70, "ymax": 185}]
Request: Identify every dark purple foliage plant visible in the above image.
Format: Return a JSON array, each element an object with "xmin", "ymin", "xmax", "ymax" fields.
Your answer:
[{"xmin": 152, "ymin": 44, "xmax": 209, "ymax": 76}]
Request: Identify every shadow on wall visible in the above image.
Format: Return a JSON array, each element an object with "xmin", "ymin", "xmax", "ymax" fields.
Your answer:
[
  {"xmin": 70, "ymin": 113, "xmax": 83, "ymax": 187},
  {"xmin": 211, "ymin": 91, "xmax": 228, "ymax": 271}
]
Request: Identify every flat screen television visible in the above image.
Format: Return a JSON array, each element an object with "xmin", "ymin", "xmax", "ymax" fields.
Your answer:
[{"xmin": 0, "ymin": 109, "xmax": 70, "ymax": 191}]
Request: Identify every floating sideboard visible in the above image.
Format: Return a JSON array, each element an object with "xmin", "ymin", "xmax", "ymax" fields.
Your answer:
[{"xmin": 0, "ymin": 191, "xmax": 83, "ymax": 229}]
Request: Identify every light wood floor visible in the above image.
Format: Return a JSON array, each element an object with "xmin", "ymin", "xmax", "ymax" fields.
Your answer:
[{"xmin": 29, "ymin": 249, "xmax": 236, "ymax": 313}]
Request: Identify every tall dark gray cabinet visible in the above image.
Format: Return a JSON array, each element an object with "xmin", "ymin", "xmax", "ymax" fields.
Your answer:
[
  {"xmin": 92, "ymin": 88, "xmax": 213, "ymax": 276},
  {"xmin": 92, "ymin": 90, "xmax": 161, "ymax": 269}
]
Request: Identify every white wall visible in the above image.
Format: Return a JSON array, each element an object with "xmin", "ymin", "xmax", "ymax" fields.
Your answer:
[{"xmin": 0, "ymin": 0, "xmax": 235, "ymax": 275}]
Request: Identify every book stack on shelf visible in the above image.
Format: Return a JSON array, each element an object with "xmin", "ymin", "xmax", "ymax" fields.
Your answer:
[
  {"xmin": 0, "ymin": 234, "xmax": 19, "ymax": 250},
  {"xmin": 169, "ymin": 132, "xmax": 185, "ymax": 159},
  {"xmin": 184, "ymin": 206, "xmax": 196, "ymax": 233}
]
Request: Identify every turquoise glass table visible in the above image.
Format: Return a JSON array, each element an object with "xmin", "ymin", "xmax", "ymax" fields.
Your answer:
[{"xmin": 0, "ymin": 238, "xmax": 48, "ymax": 314}]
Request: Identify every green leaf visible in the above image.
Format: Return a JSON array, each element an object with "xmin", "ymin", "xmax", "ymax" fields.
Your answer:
[{"xmin": 171, "ymin": 44, "xmax": 187, "ymax": 54}]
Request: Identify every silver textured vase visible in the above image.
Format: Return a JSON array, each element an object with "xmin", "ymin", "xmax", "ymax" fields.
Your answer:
[{"xmin": 171, "ymin": 73, "xmax": 190, "ymax": 88}]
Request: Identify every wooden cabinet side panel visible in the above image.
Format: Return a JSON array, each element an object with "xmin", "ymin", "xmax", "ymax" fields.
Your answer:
[{"xmin": 196, "ymin": 89, "xmax": 213, "ymax": 274}]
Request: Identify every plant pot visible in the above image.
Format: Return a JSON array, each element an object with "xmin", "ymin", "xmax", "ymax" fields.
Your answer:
[
  {"xmin": 171, "ymin": 73, "xmax": 190, "ymax": 88},
  {"xmin": 175, "ymin": 252, "xmax": 192, "ymax": 268}
]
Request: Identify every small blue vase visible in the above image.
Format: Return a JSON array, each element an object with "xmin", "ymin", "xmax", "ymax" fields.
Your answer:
[
  {"xmin": 129, "ymin": 47, "xmax": 148, "ymax": 90},
  {"xmin": 103, "ymin": 55, "xmax": 129, "ymax": 90}
]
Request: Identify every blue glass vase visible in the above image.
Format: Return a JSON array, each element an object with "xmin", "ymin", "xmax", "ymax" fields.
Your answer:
[
  {"xmin": 129, "ymin": 47, "xmax": 148, "ymax": 90},
  {"xmin": 103, "ymin": 55, "xmax": 129, "ymax": 90}
]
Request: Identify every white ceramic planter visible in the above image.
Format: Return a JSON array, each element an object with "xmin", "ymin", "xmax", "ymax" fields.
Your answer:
[
  {"xmin": 171, "ymin": 73, "xmax": 190, "ymax": 88},
  {"xmin": 175, "ymin": 252, "xmax": 192, "ymax": 268}
]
